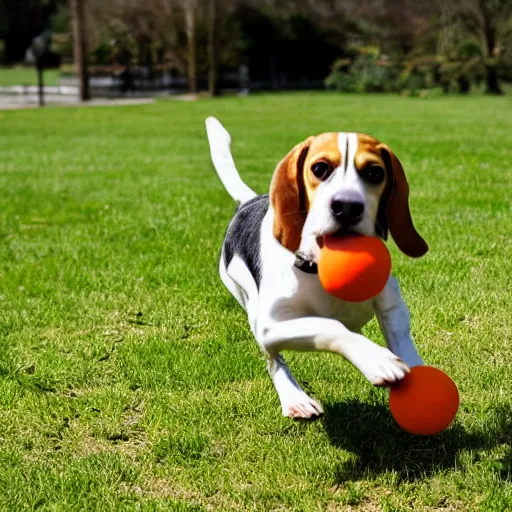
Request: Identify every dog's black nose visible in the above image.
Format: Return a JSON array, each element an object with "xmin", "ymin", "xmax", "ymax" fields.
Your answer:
[{"xmin": 330, "ymin": 198, "xmax": 365, "ymax": 225}]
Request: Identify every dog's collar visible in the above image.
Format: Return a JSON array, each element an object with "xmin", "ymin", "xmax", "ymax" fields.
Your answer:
[{"xmin": 294, "ymin": 253, "xmax": 318, "ymax": 274}]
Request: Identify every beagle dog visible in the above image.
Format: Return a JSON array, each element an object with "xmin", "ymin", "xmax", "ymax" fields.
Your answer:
[{"xmin": 205, "ymin": 117, "xmax": 428, "ymax": 419}]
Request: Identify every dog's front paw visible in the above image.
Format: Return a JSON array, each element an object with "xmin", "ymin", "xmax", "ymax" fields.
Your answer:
[
  {"xmin": 353, "ymin": 345, "xmax": 410, "ymax": 387},
  {"xmin": 281, "ymin": 392, "xmax": 324, "ymax": 419}
]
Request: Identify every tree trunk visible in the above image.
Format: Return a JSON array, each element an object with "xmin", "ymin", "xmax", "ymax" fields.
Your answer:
[
  {"xmin": 485, "ymin": 65, "xmax": 502, "ymax": 95},
  {"xmin": 458, "ymin": 76, "xmax": 470, "ymax": 94},
  {"xmin": 70, "ymin": 0, "xmax": 90, "ymax": 101},
  {"xmin": 484, "ymin": 23, "xmax": 502, "ymax": 95},
  {"xmin": 207, "ymin": 0, "xmax": 219, "ymax": 96},
  {"xmin": 185, "ymin": 3, "xmax": 197, "ymax": 94}
]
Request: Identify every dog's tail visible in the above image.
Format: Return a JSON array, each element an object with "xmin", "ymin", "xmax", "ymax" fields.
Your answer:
[{"xmin": 205, "ymin": 117, "xmax": 257, "ymax": 204}]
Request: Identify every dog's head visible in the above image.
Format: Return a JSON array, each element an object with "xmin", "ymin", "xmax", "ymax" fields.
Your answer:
[{"xmin": 270, "ymin": 132, "xmax": 428, "ymax": 258}]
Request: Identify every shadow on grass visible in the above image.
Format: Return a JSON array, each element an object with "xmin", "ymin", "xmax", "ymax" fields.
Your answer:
[{"xmin": 322, "ymin": 399, "xmax": 512, "ymax": 483}]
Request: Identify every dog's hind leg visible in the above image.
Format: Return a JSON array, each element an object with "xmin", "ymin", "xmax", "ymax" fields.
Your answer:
[{"xmin": 219, "ymin": 252, "xmax": 245, "ymax": 308}]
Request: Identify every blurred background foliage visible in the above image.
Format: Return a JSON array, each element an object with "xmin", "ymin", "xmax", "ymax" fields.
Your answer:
[{"xmin": 0, "ymin": 0, "xmax": 511, "ymax": 95}]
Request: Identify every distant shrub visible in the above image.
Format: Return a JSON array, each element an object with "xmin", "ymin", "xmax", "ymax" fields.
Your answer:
[
  {"xmin": 91, "ymin": 42, "xmax": 113, "ymax": 66},
  {"xmin": 398, "ymin": 70, "xmax": 431, "ymax": 95},
  {"xmin": 51, "ymin": 33, "xmax": 73, "ymax": 61},
  {"xmin": 324, "ymin": 59, "xmax": 357, "ymax": 92},
  {"xmin": 400, "ymin": 40, "xmax": 488, "ymax": 95},
  {"xmin": 398, "ymin": 54, "xmax": 440, "ymax": 95},
  {"xmin": 327, "ymin": 37, "xmax": 497, "ymax": 97},
  {"xmin": 325, "ymin": 47, "xmax": 397, "ymax": 93}
]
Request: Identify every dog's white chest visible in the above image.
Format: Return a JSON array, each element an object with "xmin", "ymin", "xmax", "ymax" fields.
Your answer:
[
  {"xmin": 293, "ymin": 273, "xmax": 375, "ymax": 332},
  {"xmin": 325, "ymin": 293, "xmax": 375, "ymax": 332},
  {"xmin": 258, "ymin": 220, "xmax": 376, "ymax": 333}
]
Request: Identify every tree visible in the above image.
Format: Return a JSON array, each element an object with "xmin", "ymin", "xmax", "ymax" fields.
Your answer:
[
  {"xmin": 441, "ymin": 0, "xmax": 512, "ymax": 94},
  {"xmin": 207, "ymin": 0, "xmax": 236, "ymax": 96},
  {"xmin": 207, "ymin": 0, "xmax": 218, "ymax": 95},
  {"xmin": 70, "ymin": 0, "xmax": 90, "ymax": 100},
  {"xmin": 178, "ymin": 0, "xmax": 198, "ymax": 93},
  {"xmin": 176, "ymin": 0, "xmax": 239, "ymax": 95}
]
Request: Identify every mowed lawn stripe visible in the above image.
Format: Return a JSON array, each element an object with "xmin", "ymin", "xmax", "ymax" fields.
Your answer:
[{"xmin": 0, "ymin": 93, "xmax": 511, "ymax": 511}]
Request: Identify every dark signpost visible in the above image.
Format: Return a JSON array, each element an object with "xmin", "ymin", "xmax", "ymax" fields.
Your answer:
[{"xmin": 25, "ymin": 28, "xmax": 52, "ymax": 107}]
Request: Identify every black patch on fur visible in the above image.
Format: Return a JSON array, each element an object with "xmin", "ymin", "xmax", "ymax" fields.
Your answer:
[
  {"xmin": 294, "ymin": 252, "xmax": 318, "ymax": 274},
  {"xmin": 223, "ymin": 195, "xmax": 269, "ymax": 288}
]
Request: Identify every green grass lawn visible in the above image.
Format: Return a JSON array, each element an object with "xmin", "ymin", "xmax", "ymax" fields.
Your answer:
[
  {"xmin": 0, "ymin": 66, "xmax": 60, "ymax": 87},
  {"xmin": 0, "ymin": 93, "xmax": 511, "ymax": 511}
]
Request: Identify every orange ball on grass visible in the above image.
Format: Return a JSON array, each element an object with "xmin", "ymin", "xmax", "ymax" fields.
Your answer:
[
  {"xmin": 389, "ymin": 366, "xmax": 459, "ymax": 436},
  {"xmin": 318, "ymin": 234, "xmax": 392, "ymax": 302}
]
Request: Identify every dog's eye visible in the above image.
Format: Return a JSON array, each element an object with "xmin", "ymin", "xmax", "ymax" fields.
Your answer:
[
  {"xmin": 360, "ymin": 165, "xmax": 385, "ymax": 185},
  {"xmin": 311, "ymin": 162, "xmax": 332, "ymax": 180}
]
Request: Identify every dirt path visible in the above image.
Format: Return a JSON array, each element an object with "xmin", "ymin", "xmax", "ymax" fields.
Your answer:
[{"xmin": 0, "ymin": 97, "xmax": 157, "ymax": 111}]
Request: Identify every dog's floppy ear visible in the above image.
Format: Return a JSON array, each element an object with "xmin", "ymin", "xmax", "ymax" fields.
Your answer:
[
  {"xmin": 378, "ymin": 143, "xmax": 428, "ymax": 258},
  {"xmin": 270, "ymin": 137, "xmax": 314, "ymax": 253}
]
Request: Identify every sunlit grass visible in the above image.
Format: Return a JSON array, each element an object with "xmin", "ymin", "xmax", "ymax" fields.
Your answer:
[
  {"xmin": 0, "ymin": 66, "xmax": 60, "ymax": 87},
  {"xmin": 0, "ymin": 93, "xmax": 511, "ymax": 511}
]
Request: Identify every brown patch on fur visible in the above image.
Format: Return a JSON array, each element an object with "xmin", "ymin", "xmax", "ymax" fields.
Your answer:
[
  {"xmin": 354, "ymin": 134, "xmax": 428, "ymax": 257},
  {"xmin": 270, "ymin": 137, "xmax": 313, "ymax": 252},
  {"xmin": 354, "ymin": 134, "xmax": 387, "ymax": 170},
  {"xmin": 270, "ymin": 133, "xmax": 341, "ymax": 253},
  {"xmin": 303, "ymin": 132, "xmax": 342, "ymax": 200},
  {"xmin": 377, "ymin": 142, "xmax": 428, "ymax": 257}
]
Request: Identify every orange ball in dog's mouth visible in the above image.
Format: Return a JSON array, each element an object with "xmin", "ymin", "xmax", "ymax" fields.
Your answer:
[
  {"xmin": 318, "ymin": 234, "xmax": 391, "ymax": 302},
  {"xmin": 389, "ymin": 366, "xmax": 459, "ymax": 436}
]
